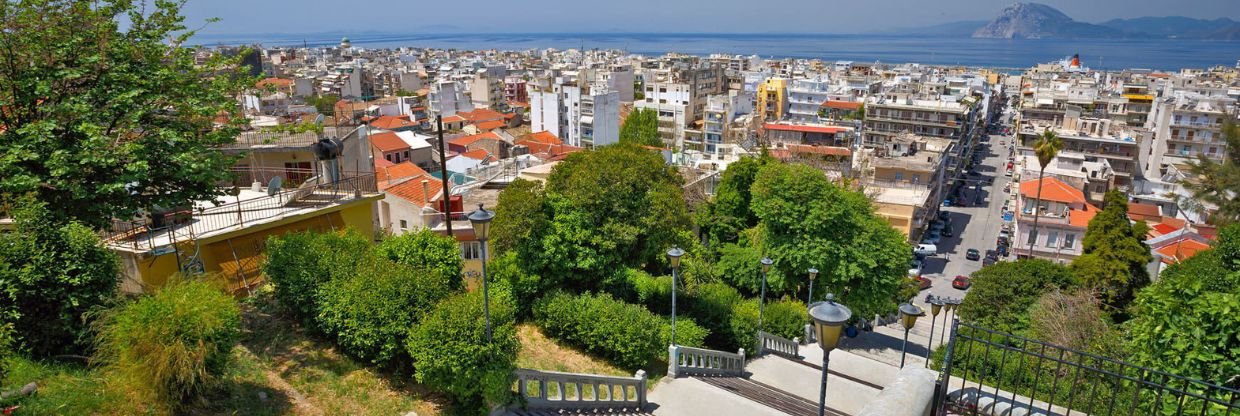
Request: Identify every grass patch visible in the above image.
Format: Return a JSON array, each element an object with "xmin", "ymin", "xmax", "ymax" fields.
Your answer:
[{"xmin": 516, "ymin": 323, "xmax": 627, "ymax": 377}]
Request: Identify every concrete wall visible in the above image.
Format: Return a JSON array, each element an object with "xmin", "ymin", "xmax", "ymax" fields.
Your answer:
[{"xmin": 856, "ymin": 367, "xmax": 937, "ymax": 416}]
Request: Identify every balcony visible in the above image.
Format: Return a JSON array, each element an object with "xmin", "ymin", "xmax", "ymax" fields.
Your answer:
[{"xmin": 1018, "ymin": 205, "xmax": 1070, "ymax": 225}]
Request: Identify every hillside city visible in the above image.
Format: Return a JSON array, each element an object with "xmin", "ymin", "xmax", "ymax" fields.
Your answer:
[{"xmin": 1, "ymin": 1, "xmax": 1239, "ymax": 416}]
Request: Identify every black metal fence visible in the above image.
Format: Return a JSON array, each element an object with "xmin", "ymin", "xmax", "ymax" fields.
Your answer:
[{"xmin": 935, "ymin": 319, "xmax": 1240, "ymax": 416}]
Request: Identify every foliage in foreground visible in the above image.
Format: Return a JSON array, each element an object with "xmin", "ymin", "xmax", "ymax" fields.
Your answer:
[
  {"xmin": 408, "ymin": 289, "xmax": 519, "ymax": 410},
  {"xmin": 957, "ymin": 259, "xmax": 1075, "ymax": 334},
  {"xmin": 0, "ymin": 200, "xmax": 119, "ymax": 357},
  {"xmin": 533, "ymin": 292, "xmax": 706, "ymax": 369},
  {"xmin": 618, "ymin": 108, "xmax": 662, "ymax": 147},
  {"xmin": 93, "ymin": 279, "xmax": 241, "ymax": 408},
  {"xmin": 1070, "ymin": 189, "xmax": 1152, "ymax": 316},
  {"xmin": 262, "ymin": 229, "xmax": 373, "ymax": 330}
]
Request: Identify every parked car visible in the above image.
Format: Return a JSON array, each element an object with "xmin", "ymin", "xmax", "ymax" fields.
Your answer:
[
  {"xmin": 952, "ymin": 275, "xmax": 972, "ymax": 290},
  {"xmin": 982, "ymin": 257, "xmax": 997, "ymax": 267},
  {"xmin": 942, "ymin": 199, "xmax": 952, "ymax": 207},
  {"xmin": 997, "ymin": 245, "xmax": 1009, "ymax": 257},
  {"xmin": 985, "ymin": 249, "xmax": 999, "ymax": 261},
  {"xmin": 923, "ymin": 231, "xmax": 942, "ymax": 244},
  {"xmin": 914, "ymin": 244, "xmax": 938, "ymax": 257},
  {"xmin": 938, "ymin": 211, "xmax": 950, "ymax": 221},
  {"xmin": 929, "ymin": 221, "xmax": 945, "ymax": 232},
  {"xmin": 942, "ymin": 226, "xmax": 954, "ymax": 238},
  {"xmin": 966, "ymin": 248, "xmax": 981, "ymax": 261}
]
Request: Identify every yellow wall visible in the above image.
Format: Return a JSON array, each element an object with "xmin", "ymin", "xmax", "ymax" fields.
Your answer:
[
  {"xmin": 756, "ymin": 78, "xmax": 787, "ymax": 121},
  {"xmin": 873, "ymin": 166, "xmax": 931, "ymax": 184},
  {"xmin": 875, "ymin": 202, "xmax": 916, "ymax": 240}
]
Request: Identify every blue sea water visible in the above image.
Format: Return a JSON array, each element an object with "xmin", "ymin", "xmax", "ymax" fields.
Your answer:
[{"xmin": 195, "ymin": 32, "xmax": 1240, "ymax": 71}]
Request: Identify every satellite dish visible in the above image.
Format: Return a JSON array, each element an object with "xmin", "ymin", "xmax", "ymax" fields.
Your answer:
[{"xmin": 268, "ymin": 176, "xmax": 283, "ymax": 196}]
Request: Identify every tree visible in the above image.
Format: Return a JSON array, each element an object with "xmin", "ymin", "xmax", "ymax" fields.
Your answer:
[
  {"xmin": 698, "ymin": 155, "xmax": 772, "ymax": 249},
  {"xmin": 619, "ymin": 108, "xmax": 661, "ymax": 147},
  {"xmin": 0, "ymin": 0, "xmax": 252, "ymax": 228},
  {"xmin": 490, "ymin": 178, "xmax": 548, "ymax": 256},
  {"xmin": 1070, "ymin": 190, "xmax": 1152, "ymax": 317},
  {"xmin": 407, "ymin": 289, "xmax": 519, "ymax": 409},
  {"xmin": 749, "ymin": 163, "xmax": 910, "ymax": 320},
  {"xmin": 262, "ymin": 230, "xmax": 373, "ymax": 330},
  {"xmin": 958, "ymin": 259, "xmax": 1075, "ymax": 333},
  {"xmin": 1028, "ymin": 289, "xmax": 1122, "ymax": 355},
  {"xmin": 377, "ymin": 229, "xmax": 465, "ymax": 292},
  {"xmin": 510, "ymin": 143, "xmax": 691, "ymax": 292},
  {"xmin": 0, "ymin": 199, "xmax": 119, "ymax": 357},
  {"xmin": 93, "ymin": 278, "xmax": 240, "ymax": 409},
  {"xmin": 1127, "ymin": 224, "xmax": 1240, "ymax": 387},
  {"xmin": 1183, "ymin": 118, "xmax": 1240, "ymax": 224},
  {"xmin": 306, "ymin": 94, "xmax": 341, "ymax": 115},
  {"xmin": 1027, "ymin": 128, "xmax": 1063, "ymax": 255}
]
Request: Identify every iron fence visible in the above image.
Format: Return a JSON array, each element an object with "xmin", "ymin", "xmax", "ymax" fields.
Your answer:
[{"xmin": 935, "ymin": 319, "xmax": 1240, "ymax": 416}]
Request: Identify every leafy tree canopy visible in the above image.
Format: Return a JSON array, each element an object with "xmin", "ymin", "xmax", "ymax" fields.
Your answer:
[
  {"xmin": 490, "ymin": 178, "xmax": 548, "ymax": 256},
  {"xmin": 619, "ymin": 108, "xmax": 662, "ymax": 147},
  {"xmin": 1184, "ymin": 118, "xmax": 1240, "ymax": 224},
  {"xmin": 698, "ymin": 155, "xmax": 774, "ymax": 249},
  {"xmin": 1070, "ymin": 190, "xmax": 1152, "ymax": 317},
  {"xmin": 958, "ymin": 259, "xmax": 1075, "ymax": 333},
  {"xmin": 0, "ymin": 0, "xmax": 253, "ymax": 228}
]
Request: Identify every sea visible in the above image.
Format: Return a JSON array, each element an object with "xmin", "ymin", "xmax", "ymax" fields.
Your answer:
[{"xmin": 193, "ymin": 32, "xmax": 1240, "ymax": 72}]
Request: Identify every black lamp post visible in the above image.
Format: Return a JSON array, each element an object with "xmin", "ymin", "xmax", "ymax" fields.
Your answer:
[
  {"xmin": 809, "ymin": 294, "xmax": 852, "ymax": 416},
  {"xmin": 926, "ymin": 297, "xmax": 945, "ymax": 368},
  {"xmin": 468, "ymin": 204, "xmax": 494, "ymax": 343},
  {"xmin": 898, "ymin": 303, "xmax": 925, "ymax": 368},
  {"xmin": 806, "ymin": 268, "xmax": 819, "ymax": 307},
  {"xmin": 759, "ymin": 257, "xmax": 773, "ymax": 330},
  {"xmin": 666, "ymin": 246, "xmax": 685, "ymax": 346}
]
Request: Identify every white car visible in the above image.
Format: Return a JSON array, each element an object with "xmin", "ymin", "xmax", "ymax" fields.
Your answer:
[{"xmin": 914, "ymin": 244, "xmax": 938, "ymax": 256}]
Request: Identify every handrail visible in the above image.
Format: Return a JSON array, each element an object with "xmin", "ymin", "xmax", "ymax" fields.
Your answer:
[
  {"xmin": 669, "ymin": 345, "xmax": 746, "ymax": 378},
  {"xmin": 513, "ymin": 368, "xmax": 647, "ymax": 410},
  {"xmin": 757, "ymin": 331, "xmax": 800, "ymax": 359}
]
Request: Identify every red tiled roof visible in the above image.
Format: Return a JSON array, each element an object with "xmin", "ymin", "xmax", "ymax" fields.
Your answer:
[
  {"xmin": 377, "ymin": 161, "xmax": 428, "ymax": 183},
  {"xmin": 1127, "ymin": 202, "xmax": 1161, "ymax": 221},
  {"xmin": 764, "ymin": 123, "xmax": 849, "ymax": 134},
  {"xmin": 384, "ymin": 175, "xmax": 443, "ymax": 207},
  {"xmin": 785, "ymin": 144, "xmax": 851, "ymax": 157},
  {"xmin": 821, "ymin": 100, "xmax": 862, "ymax": 110},
  {"xmin": 449, "ymin": 131, "xmax": 503, "ymax": 147},
  {"xmin": 517, "ymin": 139, "xmax": 583, "ymax": 159},
  {"xmin": 1019, "ymin": 177, "xmax": 1085, "ymax": 205},
  {"xmin": 458, "ymin": 149, "xmax": 493, "ymax": 162},
  {"xmin": 520, "ymin": 131, "xmax": 563, "ymax": 145},
  {"xmin": 473, "ymin": 120, "xmax": 505, "ymax": 131},
  {"xmin": 457, "ymin": 108, "xmax": 510, "ymax": 123},
  {"xmin": 1156, "ymin": 239, "xmax": 1211, "ymax": 264},
  {"xmin": 370, "ymin": 131, "xmax": 410, "ymax": 153},
  {"xmin": 1151, "ymin": 223, "xmax": 1181, "ymax": 236},
  {"xmin": 442, "ymin": 115, "xmax": 466, "ymax": 123},
  {"xmin": 370, "ymin": 115, "xmax": 416, "ymax": 130},
  {"xmin": 1068, "ymin": 202, "xmax": 1100, "ymax": 228}
]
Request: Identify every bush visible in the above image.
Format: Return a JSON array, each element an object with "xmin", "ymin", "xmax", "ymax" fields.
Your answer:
[
  {"xmin": 533, "ymin": 292, "xmax": 666, "ymax": 369},
  {"xmin": 407, "ymin": 289, "xmax": 518, "ymax": 409},
  {"xmin": 377, "ymin": 229, "xmax": 464, "ymax": 292},
  {"xmin": 661, "ymin": 316, "xmax": 708, "ymax": 348},
  {"xmin": 93, "ymin": 279, "xmax": 240, "ymax": 408},
  {"xmin": 958, "ymin": 259, "xmax": 1075, "ymax": 333},
  {"xmin": 729, "ymin": 298, "xmax": 807, "ymax": 352},
  {"xmin": 627, "ymin": 269, "xmax": 672, "ymax": 314},
  {"xmin": 0, "ymin": 200, "xmax": 119, "ymax": 357},
  {"xmin": 316, "ymin": 256, "xmax": 458, "ymax": 366},
  {"xmin": 488, "ymin": 252, "xmax": 543, "ymax": 318},
  {"xmin": 263, "ymin": 230, "xmax": 371, "ymax": 329},
  {"xmin": 0, "ymin": 322, "xmax": 13, "ymax": 383},
  {"xmin": 684, "ymin": 283, "xmax": 743, "ymax": 349}
]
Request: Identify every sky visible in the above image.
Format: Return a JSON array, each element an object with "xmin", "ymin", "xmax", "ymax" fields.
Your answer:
[{"xmin": 182, "ymin": 0, "xmax": 1240, "ymax": 36}]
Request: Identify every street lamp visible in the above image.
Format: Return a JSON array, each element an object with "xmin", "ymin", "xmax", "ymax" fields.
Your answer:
[
  {"xmin": 925, "ymin": 297, "xmax": 945, "ymax": 368},
  {"xmin": 809, "ymin": 294, "xmax": 852, "ymax": 416},
  {"xmin": 898, "ymin": 303, "xmax": 925, "ymax": 368},
  {"xmin": 759, "ymin": 257, "xmax": 773, "ymax": 330},
  {"xmin": 806, "ymin": 268, "xmax": 819, "ymax": 307},
  {"xmin": 468, "ymin": 204, "xmax": 494, "ymax": 343},
  {"xmin": 666, "ymin": 246, "xmax": 685, "ymax": 346}
]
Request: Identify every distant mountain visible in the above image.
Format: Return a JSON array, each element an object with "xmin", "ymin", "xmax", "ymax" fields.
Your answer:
[
  {"xmin": 972, "ymin": 3, "xmax": 1124, "ymax": 39},
  {"xmin": 1099, "ymin": 17, "xmax": 1240, "ymax": 40}
]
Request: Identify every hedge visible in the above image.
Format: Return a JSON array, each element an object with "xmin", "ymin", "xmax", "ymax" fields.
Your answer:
[
  {"xmin": 263, "ymin": 230, "xmax": 372, "ymax": 329},
  {"xmin": 729, "ymin": 298, "xmax": 808, "ymax": 352},
  {"xmin": 377, "ymin": 229, "xmax": 464, "ymax": 292},
  {"xmin": 534, "ymin": 292, "xmax": 693, "ymax": 369},
  {"xmin": 684, "ymin": 282, "xmax": 744, "ymax": 349},
  {"xmin": 407, "ymin": 289, "xmax": 518, "ymax": 408}
]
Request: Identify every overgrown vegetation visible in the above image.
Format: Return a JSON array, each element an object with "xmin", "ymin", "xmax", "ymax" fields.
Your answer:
[
  {"xmin": 408, "ymin": 289, "xmax": 520, "ymax": 409},
  {"xmin": 534, "ymin": 292, "xmax": 704, "ymax": 369},
  {"xmin": 619, "ymin": 108, "xmax": 662, "ymax": 147}
]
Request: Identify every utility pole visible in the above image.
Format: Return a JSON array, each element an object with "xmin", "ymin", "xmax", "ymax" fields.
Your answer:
[{"xmin": 437, "ymin": 115, "xmax": 453, "ymax": 237}]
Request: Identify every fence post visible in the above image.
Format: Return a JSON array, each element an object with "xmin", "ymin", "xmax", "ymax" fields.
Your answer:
[
  {"xmin": 805, "ymin": 323, "xmax": 815, "ymax": 344},
  {"xmin": 667, "ymin": 345, "xmax": 679, "ymax": 378},
  {"xmin": 635, "ymin": 370, "xmax": 647, "ymax": 408},
  {"xmin": 738, "ymin": 348, "xmax": 746, "ymax": 372},
  {"xmin": 933, "ymin": 318, "xmax": 960, "ymax": 416}
]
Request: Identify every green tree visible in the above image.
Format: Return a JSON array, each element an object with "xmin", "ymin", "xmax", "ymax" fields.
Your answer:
[
  {"xmin": 93, "ymin": 278, "xmax": 240, "ymax": 409},
  {"xmin": 1070, "ymin": 190, "xmax": 1152, "ymax": 317},
  {"xmin": 407, "ymin": 289, "xmax": 519, "ymax": 409},
  {"xmin": 378, "ymin": 229, "xmax": 465, "ymax": 292},
  {"xmin": 306, "ymin": 94, "xmax": 341, "ymax": 115},
  {"xmin": 1127, "ymin": 224, "xmax": 1240, "ymax": 387},
  {"xmin": 490, "ymin": 178, "xmax": 548, "ymax": 256},
  {"xmin": 1027, "ymin": 128, "xmax": 1064, "ymax": 255},
  {"xmin": 262, "ymin": 230, "xmax": 372, "ymax": 330},
  {"xmin": 619, "ymin": 108, "xmax": 661, "ymax": 147},
  {"xmin": 958, "ymin": 259, "xmax": 1075, "ymax": 333},
  {"xmin": 1183, "ymin": 118, "xmax": 1240, "ymax": 224},
  {"xmin": 512, "ymin": 143, "xmax": 691, "ymax": 292},
  {"xmin": 698, "ymin": 155, "xmax": 773, "ymax": 249},
  {"xmin": 749, "ymin": 162, "xmax": 909, "ymax": 320},
  {"xmin": 0, "ymin": 199, "xmax": 119, "ymax": 357},
  {"xmin": 0, "ymin": 0, "xmax": 252, "ymax": 228}
]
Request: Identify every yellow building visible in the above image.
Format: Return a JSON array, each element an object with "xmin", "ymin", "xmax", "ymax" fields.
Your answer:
[
  {"xmin": 756, "ymin": 78, "xmax": 788, "ymax": 121},
  {"xmin": 104, "ymin": 169, "xmax": 381, "ymax": 295}
]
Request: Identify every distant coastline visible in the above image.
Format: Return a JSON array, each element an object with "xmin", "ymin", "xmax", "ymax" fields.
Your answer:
[{"xmin": 189, "ymin": 32, "xmax": 1240, "ymax": 71}]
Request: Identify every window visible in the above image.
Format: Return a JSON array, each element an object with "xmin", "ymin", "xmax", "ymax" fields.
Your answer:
[
  {"xmin": 399, "ymin": 219, "xmax": 408, "ymax": 230},
  {"xmin": 461, "ymin": 241, "xmax": 482, "ymax": 260},
  {"xmin": 1046, "ymin": 231, "xmax": 1058, "ymax": 248},
  {"xmin": 1027, "ymin": 229, "xmax": 1038, "ymax": 246},
  {"xmin": 1063, "ymin": 233, "xmax": 1075, "ymax": 249},
  {"xmin": 894, "ymin": 172, "xmax": 904, "ymax": 181}
]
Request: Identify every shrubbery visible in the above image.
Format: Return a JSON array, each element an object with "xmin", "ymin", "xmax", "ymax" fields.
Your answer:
[
  {"xmin": 489, "ymin": 252, "xmax": 543, "ymax": 318},
  {"xmin": 534, "ymin": 292, "xmax": 694, "ymax": 369},
  {"xmin": 377, "ymin": 229, "xmax": 464, "ymax": 292},
  {"xmin": 684, "ymin": 282, "xmax": 744, "ymax": 349},
  {"xmin": 728, "ymin": 298, "xmax": 807, "ymax": 351},
  {"xmin": 93, "ymin": 279, "xmax": 240, "ymax": 408},
  {"xmin": 263, "ymin": 230, "xmax": 371, "ymax": 329},
  {"xmin": 407, "ymin": 289, "xmax": 519, "ymax": 409}
]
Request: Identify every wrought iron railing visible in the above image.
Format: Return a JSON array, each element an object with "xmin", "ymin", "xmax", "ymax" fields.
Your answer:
[{"xmin": 935, "ymin": 319, "xmax": 1240, "ymax": 416}]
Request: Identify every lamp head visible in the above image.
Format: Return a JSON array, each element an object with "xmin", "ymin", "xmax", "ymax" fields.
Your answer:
[
  {"xmin": 666, "ymin": 246, "xmax": 685, "ymax": 269},
  {"xmin": 807, "ymin": 268, "xmax": 819, "ymax": 281},
  {"xmin": 467, "ymin": 203, "xmax": 494, "ymax": 241},
  {"xmin": 930, "ymin": 296, "xmax": 944, "ymax": 316},
  {"xmin": 898, "ymin": 303, "xmax": 925, "ymax": 330},
  {"xmin": 760, "ymin": 257, "xmax": 774, "ymax": 273},
  {"xmin": 809, "ymin": 293, "xmax": 852, "ymax": 352}
]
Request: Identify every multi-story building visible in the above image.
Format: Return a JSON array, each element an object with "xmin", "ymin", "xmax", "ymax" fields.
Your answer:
[
  {"xmin": 1012, "ymin": 176, "xmax": 1098, "ymax": 263},
  {"xmin": 787, "ymin": 75, "xmax": 831, "ymax": 122},
  {"xmin": 635, "ymin": 63, "xmax": 726, "ymax": 149},
  {"xmin": 468, "ymin": 65, "xmax": 507, "ymax": 109},
  {"xmin": 528, "ymin": 77, "xmax": 620, "ymax": 148},
  {"xmin": 1146, "ymin": 92, "xmax": 1236, "ymax": 177},
  {"xmin": 1016, "ymin": 109, "xmax": 1148, "ymax": 191},
  {"xmin": 428, "ymin": 80, "xmax": 475, "ymax": 118},
  {"xmin": 857, "ymin": 134, "xmax": 952, "ymax": 242},
  {"xmin": 755, "ymin": 77, "xmax": 788, "ymax": 121},
  {"xmin": 503, "ymin": 75, "xmax": 528, "ymax": 104}
]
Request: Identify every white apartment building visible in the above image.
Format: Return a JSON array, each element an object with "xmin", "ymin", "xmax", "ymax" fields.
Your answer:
[
  {"xmin": 469, "ymin": 65, "xmax": 507, "ymax": 109},
  {"xmin": 636, "ymin": 64, "xmax": 726, "ymax": 149},
  {"xmin": 429, "ymin": 80, "xmax": 474, "ymax": 118},
  {"xmin": 787, "ymin": 75, "xmax": 831, "ymax": 122},
  {"xmin": 528, "ymin": 77, "xmax": 620, "ymax": 148},
  {"xmin": 1146, "ymin": 92, "xmax": 1236, "ymax": 177}
]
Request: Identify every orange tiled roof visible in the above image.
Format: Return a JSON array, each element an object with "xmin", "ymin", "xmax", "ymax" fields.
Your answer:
[
  {"xmin": 786, "ymin": 144, "xmax": 851, "ymax": 157},
  {"xmin": 520, "ymin": 131, "xmax": 563, "ymax": 145},
  {"xmin": 377, "ymin": 161, "xmax": 428, "ymax": 183},
  {"xmin": 473, "ymin": 120, "xmax": 506, "ymax": 131},
  {"xmin": 384, "ymin": 175, "xmax": 443, "ymax": 207},
  {"xmin": 449, "ymin": 131, "xmax": 503, "ymax": 147},
  {"xmin": 370, "ymin": 115, "xmax": 416, "ymax": 130},
  {"xmin": 256, "ymin": 78, "xmax": 293, "ymax": 89},
  {"xmin": 517, "ymin": 139, "xmax": 583, "ymax": 159},
  {"xmin": 458, "ymin": 148, "xmax": 493, "ymax": 162},
  {"xmin": 1151, "ymin": 222, "xmax": 1181, "ymax": 236},
  {"xmin": 1019, "ymin": 177, "xmax": 1085, "ymax": 204},
  {"xmin": 822, "ymin": 100, "xmax": 862, "ymax": 110},
  {"xmin": 1156, "ymin": 239, "xmax": 1211, "ymax": 264},
  {"xmin": 442, "ymin": 114, "xmax": 466, "ymax": 123},
  {"xmin": 1068, "ymin": 202, "xmax": 1100, "ymax": 227},
  {"xmin": 370, "ymin": 131, "xmax": 410, "ymax": 153},
  {"xmin": 1127, "ymin": 202, "xmax": 1161, "ymax": 221},
  {"xmin": 457, "ymin": 108, "xmax": 508, "ymax": 123}
]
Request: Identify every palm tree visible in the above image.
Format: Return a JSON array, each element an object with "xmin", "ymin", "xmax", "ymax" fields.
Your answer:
[{"xmin": 1028, "ymin": 128, "xmax": 1063, "ymax": 256}]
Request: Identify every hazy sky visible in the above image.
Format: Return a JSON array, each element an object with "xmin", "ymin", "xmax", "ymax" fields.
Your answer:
[{"xmin": 182, "ymin": 0, "xmax": 1240, "ymax": 35}]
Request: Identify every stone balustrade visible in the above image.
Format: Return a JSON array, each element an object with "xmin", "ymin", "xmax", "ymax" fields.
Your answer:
[
  {"xmin": 668, "ymin": 345, "xmax": 746, "ymax": 378},
  {"xmin": 513, "ymin": 368, "xmax": 647, "ymax": 410},
  {"xmin": 757, "ymin": 330, "xmax": 800, "ymax": 358}
]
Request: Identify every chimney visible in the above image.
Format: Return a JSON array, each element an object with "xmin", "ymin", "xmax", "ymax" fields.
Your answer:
[{"xmin": 421, "ymin": 179, "xmax": 431, "ymax": 205}]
